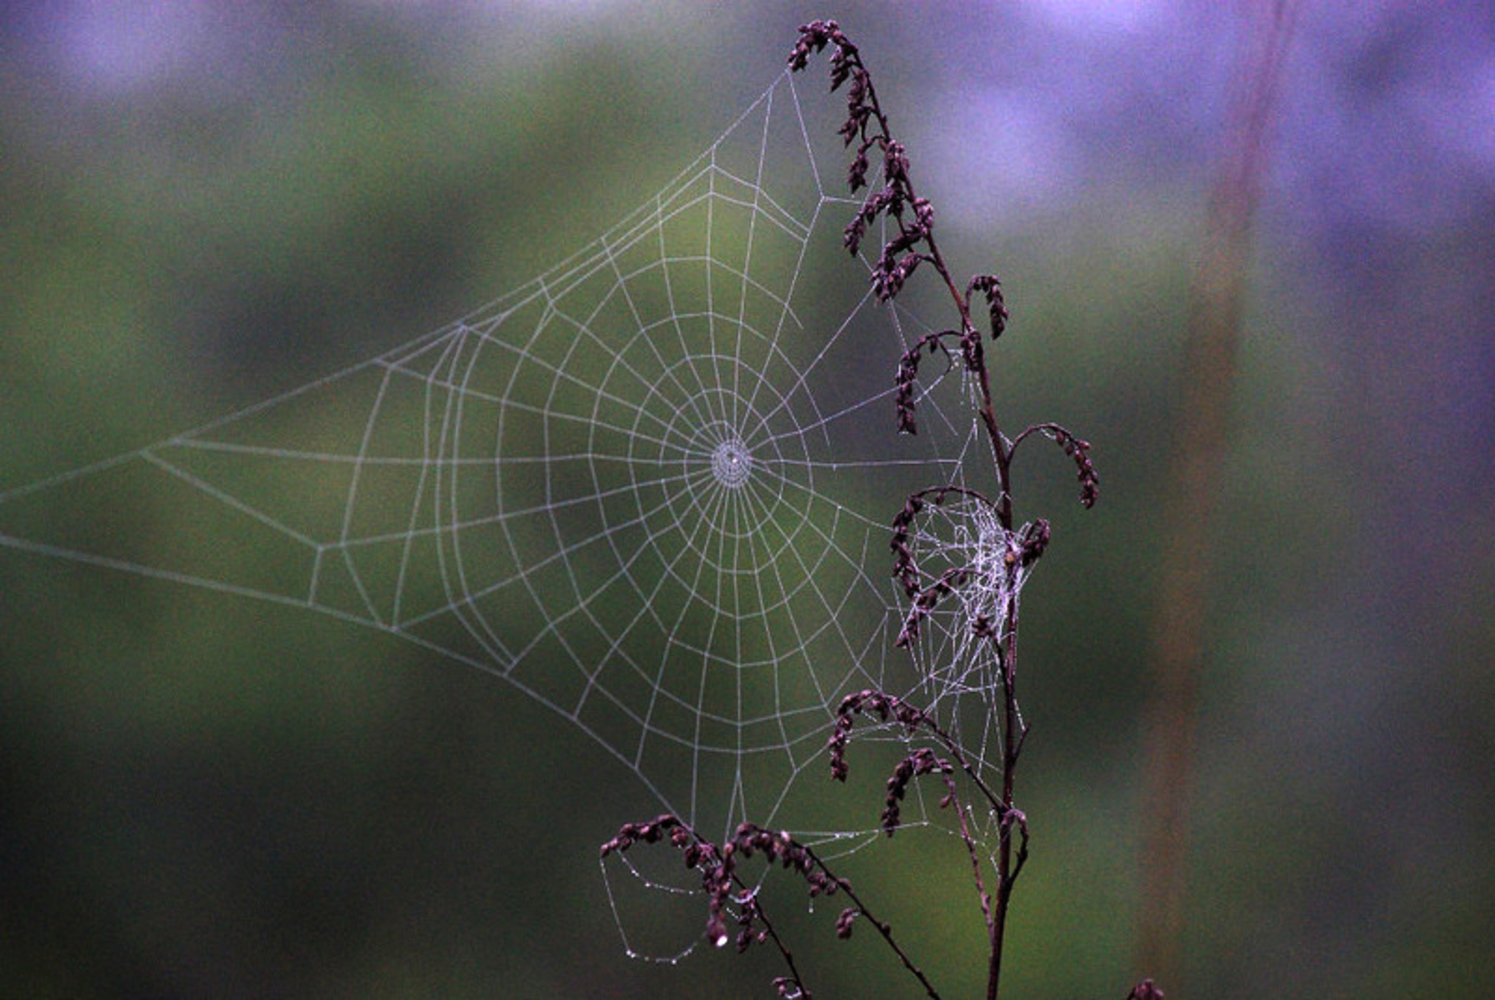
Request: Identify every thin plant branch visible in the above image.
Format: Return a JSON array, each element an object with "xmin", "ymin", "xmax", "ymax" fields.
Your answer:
[{"xmin": 605, "ymin": 19, "xmax": 1135, "ymax": 1000}]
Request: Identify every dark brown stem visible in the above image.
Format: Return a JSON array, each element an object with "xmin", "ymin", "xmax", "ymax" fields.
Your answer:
[
  {"xmin": 791, "ymin": 20, "xmax": 1099, "ymax": 1000},
  {"xmin": 799, "ymin": 843, "xmax": 944, "ymax": 1000},
  {"xmin": 969, "ymin": 333, "xmax": 1016, "ymax": 530},
  {"xmin": 799, "ymin": 20, "xmax": 1013, "ymax": 507},
  {"xmin": 923, "ymin": 231, "xmax": 1014, "ymax": 522},
  {"xmin": 849, "ymin": 44, "xmax": 1020, "ymax": 998},
  {"xmin": 733, "ymin": 881, "xmax": 810, "ymax": 994},
  {"xmin": 988, "ymin": 583, "xmax": 1022, "ymax": 1000},
  {"xmin": 952, "ymin": 788, "xmax": 995, "ymax": 931}
]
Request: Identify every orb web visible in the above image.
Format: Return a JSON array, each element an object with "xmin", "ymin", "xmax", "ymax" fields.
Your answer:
[{"xmin": 0, "ymin": 70, "xmax": 996, "ymax": 859}]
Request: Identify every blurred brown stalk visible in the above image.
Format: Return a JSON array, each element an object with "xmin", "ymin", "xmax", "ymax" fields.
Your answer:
[{"xmin": 1136, "ymin": 2, "xmax": 1301, "ymax": 994}]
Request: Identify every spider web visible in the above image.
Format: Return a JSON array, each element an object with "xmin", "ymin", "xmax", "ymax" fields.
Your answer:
[{"xmin": 0, "ymin": 70, "xmax": 1005, "ymax": 850}]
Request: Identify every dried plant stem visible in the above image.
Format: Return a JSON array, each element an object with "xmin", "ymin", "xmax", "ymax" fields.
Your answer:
[
  {"xmin": 611, "ymin": 21, "xmax": 1109, "ymax": 1000},
  {"xmin": 990, "ymin": 594, "xmax": 1022, "ymax": 1000},
  {"xmin": 798, "ymin": 843, "xmax": 944, "ymax": 1000},
  {"xmin": 791, "ymin": 19, "xmax": 1095, "ymax": 999},
  {"xmin": 811, "ymin": 39, "xmax": 1020, "ymax": 997}
]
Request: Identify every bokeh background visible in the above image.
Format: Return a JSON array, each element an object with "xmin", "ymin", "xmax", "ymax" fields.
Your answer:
[{"xmin": 2, "ymin": 2, "xmax": 1492, "ymax": 998}]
